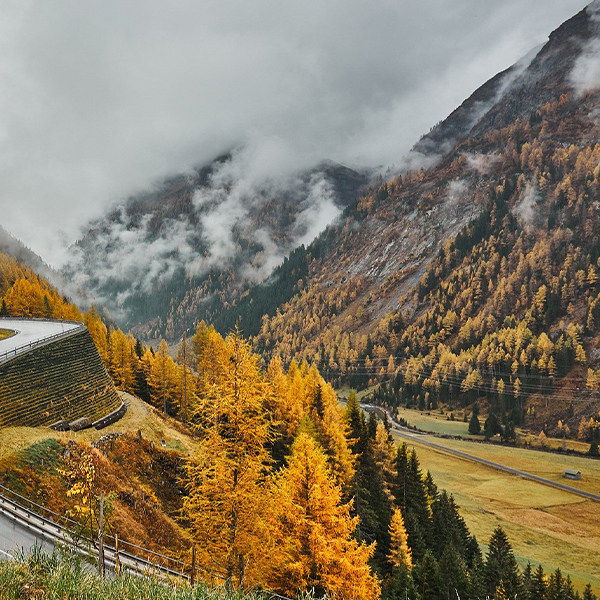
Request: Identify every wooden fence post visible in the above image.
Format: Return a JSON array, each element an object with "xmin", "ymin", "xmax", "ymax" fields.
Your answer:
[
  {"xmin": 97, "ymin": 493, "xmax": 105, "ymax": 577},
  {"xmin": 190, "ymin": 544, "xmax": 196, "ymax": 587},
  {"xmin": 115, "ymin": 532, "xmax": 120, "ymax": 575}
]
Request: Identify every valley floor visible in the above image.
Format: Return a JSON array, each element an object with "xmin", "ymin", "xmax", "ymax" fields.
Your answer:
[{"xmin": 392, "ymin": 429, "xmax": 600, "ymax": 590}]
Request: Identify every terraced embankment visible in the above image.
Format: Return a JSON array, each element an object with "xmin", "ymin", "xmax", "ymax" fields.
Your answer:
[{"xmin": 0, "ymin": 319, "xmax": 121, "ymax": 428}]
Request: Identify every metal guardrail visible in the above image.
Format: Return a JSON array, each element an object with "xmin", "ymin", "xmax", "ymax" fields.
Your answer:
[
  {"xmin": 0, "ymin": 484, "xmax": 297, "ymax": 599},
  {"xmin": 0, "ymin": 318, "xmax": 85, "ymax": 366},
  {"xmin": 0, "ymin": 483, "xmax": 192, "ymax": 577},
  {"xmin": 0, "ymin": 484, "xmax": 299, "ymax": 598}
]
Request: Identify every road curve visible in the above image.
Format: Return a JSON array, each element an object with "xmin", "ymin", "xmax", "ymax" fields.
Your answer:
[
  {"xmin": 0, "ymin": 318, "xmax": 80, "ymax": 352},
  {"xmin": 0, "ymin": 489, "xmax": 189, "ymax": 580},
  {"xmin": 389, "ymin": 425, "xmax": 600, "ymax": 503}
]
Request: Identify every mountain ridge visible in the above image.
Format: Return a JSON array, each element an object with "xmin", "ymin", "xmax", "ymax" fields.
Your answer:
[{"xmin": 63, "ymin": 153, "xmax": 370, "ymax": 341}]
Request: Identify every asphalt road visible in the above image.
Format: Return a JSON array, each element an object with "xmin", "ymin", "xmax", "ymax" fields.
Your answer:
[
  {"xmin": 0, "ymin": 318, "xmax": 80, "ymax": 355},
  {"xmin": 388, "ymin": 423, "xmax": 600, "ymax": 503},
  {"xmin": 0, "ymin": 494, "xmax": 57, "ymax": 559}
]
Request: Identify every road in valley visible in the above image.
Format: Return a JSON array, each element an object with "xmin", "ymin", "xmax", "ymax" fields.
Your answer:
[{"xmin": 365, "ymin": 404, "xmax": 600, "ymax": 503}]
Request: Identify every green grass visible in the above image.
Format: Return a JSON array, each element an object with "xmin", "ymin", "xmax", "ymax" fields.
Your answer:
[
  {"xmin": 395, "ymin": 407, "xmax": 474, "ymax": 436},
  {"xmin": 391, "ymin": 431, "xmax": 600, "ymax": 592},
  {"xmin": 0, "ymin": 548, "xmax": 305, "ymax": 600},
  {"xmin": 0, "ymin": 328, "xmax": 15, "ymax": 341}
]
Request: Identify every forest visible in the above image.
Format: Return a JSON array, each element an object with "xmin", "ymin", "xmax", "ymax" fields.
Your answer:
[
  {"xmin": 245, "ymin": 94, "xmax": 600, "ymax": 447},
  {"xmin": 0, "ymin": 261, "xmax": 598, "ymax": 598}
]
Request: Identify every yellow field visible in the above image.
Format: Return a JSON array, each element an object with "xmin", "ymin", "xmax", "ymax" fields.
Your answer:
[
  {"xmin": 421, "ymin": 434, "xmax": 600, "ymax": 496},
  {"xmin": 393, "ymin": 432, "xmax": 600, "ymax": 590},
  {"xmin": 396, "ymin": 407, "xmax": 595, "ymax": 454},
  {"xmin": 396, "ymin": 407, "xmax": 474, "ymax": 436},
  {"xmin": 0, "ymin": 328, "xmax": 15, "ymax": 341}
]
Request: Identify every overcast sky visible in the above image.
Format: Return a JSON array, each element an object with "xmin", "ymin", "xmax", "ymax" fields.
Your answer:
[{"xmin": 0, "ymin": 0, "xmax": 591, "ymax": 267}]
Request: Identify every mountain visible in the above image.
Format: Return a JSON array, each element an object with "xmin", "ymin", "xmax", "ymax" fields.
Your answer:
[
  {"xmin": 220, "ymin": 2, "xmax": 600, "ymax": 436},
  {"xmin": 63, "ymin": 151, "xmax": 369, "ymax": 342},
  {"xmin": 0, "ymin": 225, "xmax": 87, "ymax": 306}
]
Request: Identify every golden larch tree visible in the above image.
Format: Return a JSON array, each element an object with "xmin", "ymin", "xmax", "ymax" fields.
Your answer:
[
  {"xmin": 388, "ymin": 508, "xmax": 412, "ymax": 571},
  {"xmin": 183, "ymin": 331, "xmax": 274, "ymax": 591},
  {"xmin": 148, "ymin": 339, "xmax": 179, "ymax": 414},
  {"xmin": 108, "ymin": 329, "xmax": 136, "ymax": 392},
  {"xmin": 267, "ymin": 432, "xmax": 380, "ymax": 600}
]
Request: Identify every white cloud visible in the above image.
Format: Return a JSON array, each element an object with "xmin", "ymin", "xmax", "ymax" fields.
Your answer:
[
  {"xmin": 569, "ymin": 1, "xmax": 600, "ymax": 95},
  {"xmin": 66, "ymin": 152, "xmax": 349, "ymax": 317},
  {"xmin": 513, "ymin": 182, "xmax": 540, "ymax": 228}
]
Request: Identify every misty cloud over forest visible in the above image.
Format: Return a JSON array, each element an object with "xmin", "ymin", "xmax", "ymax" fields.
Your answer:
[{"xmin": 0, "ymin": 0, "xmax": 591, "ymax": 267}]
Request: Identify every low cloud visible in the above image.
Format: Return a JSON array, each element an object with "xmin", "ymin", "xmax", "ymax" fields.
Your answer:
[
  {"xmin": 446, "ymin": 180, "xmax": 469, "ymax": 204},
  {"xmin": 464, "ymin": 152, "xmax": 502, "ymax": 175},
  {"xmin": 0, "ymin": 1, "xmax": 589, "ymax": 267},
  {"xmin": 569, "ymin": 1, "xmax": 600, "ymax": 95},
  {"xmin": 66, "ymin": 151, "xmax": 349, "ymax": 315},
  {"xmin": 513, "ymin": 182, "xmax": 540, "ymax": 228}
]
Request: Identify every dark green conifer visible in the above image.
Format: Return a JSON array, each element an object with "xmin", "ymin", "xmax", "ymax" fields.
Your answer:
[
  {"xmin": 438, "ymin": 544, "xmax": 470, "ymax": 600},
  {"xmin": 485, "ymin": 526, "xmax": 521, "ymax": 598},
  {"xmin": 411, "ymin": 550, "xmax": 443, "ymax": 600},
  {"xmin": 469, "ymin": 411, "xmax": 481, "ymax": 434},
  {"xmin": 531, "ymin": 564, "xmax": 548, "ymax": 600}
]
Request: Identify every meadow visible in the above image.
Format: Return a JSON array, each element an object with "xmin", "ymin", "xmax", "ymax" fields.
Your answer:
[
  {"xmin": 0, "ymin": 392, "xmax": 200, "ymax": 463},
  {"xmin": 392, "ymin": 430, "xmax": 600, "ymax": 591}
]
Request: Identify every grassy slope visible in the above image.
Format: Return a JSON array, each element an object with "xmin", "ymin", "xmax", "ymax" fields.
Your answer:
[
  {"xmin": 393, "ymin": 431, "xmax": 600, "ymax": 590},
  {"xmin": 0, "ymin": 393, "xmax": 201, "ymax": 559},
  {"xmin": 0, "ymin": 328, "xmax": 15, "ymax": 341},
  {"xmin": 0, "ymin": 392, "xmax": 201, "ymax": 462}
]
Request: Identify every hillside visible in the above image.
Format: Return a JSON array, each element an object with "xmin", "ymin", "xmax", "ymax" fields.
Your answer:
[
  {"xmin": 63, "ymin": 152, "xmax": 369, "ymax": 343},
  {"xmin": 219, "ymin": 2, "xmax": 600, "ymax": 441},
  {"xmin": 0, "ymin": 250, "xmax": 599, "ymax": 596}
]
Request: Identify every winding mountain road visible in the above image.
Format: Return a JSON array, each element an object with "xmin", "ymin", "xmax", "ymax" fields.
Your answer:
[
  {"xmin": 0, "ymin": 318, "xmax": 82, "ymax": 365},
  {"xmin": 0, "ymin": 487, "xmax": 190, "ymax": 580}
]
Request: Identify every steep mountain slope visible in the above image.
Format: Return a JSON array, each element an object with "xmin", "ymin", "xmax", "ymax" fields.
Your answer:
[
  {"xmin": 0, "ymin": 226, "xmax": 84, "ymax": 305},
  {"xmin": 64, "ymin": 151, "xmax": 368, "ymax": 342},
  {"xmin": 240, "ymin": 2, "xmax": 600, "ymax": 436}
]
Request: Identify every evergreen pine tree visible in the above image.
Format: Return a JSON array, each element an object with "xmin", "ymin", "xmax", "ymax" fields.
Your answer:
[
  {"xmin": 469, "ymin": 411, "xmax": 482, "ymax": 434},
  {"xmin": 431, "ymin": 491, "xmax": 471, "ymax": 561},
  {"xmin": 485, "ymin": 526, "xmax": 521, "ymax": 598},
  {"xmin": 438, "ymin": 544, "xmax": 470, "ymax": 600},
  {"xmin": 532, "ymin": 564, "xmax": 548, "ymax": 600},
  {"xmin": 521, "ymin": 562, "xmax": 534, "ymax": 600},
  {"xmin": 411, "ymin": 550, "xmax": 443, "ymax": 600},
  {"xmin": 548, "ymin": 568, "xmax": 566, "ymax": 600}
]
